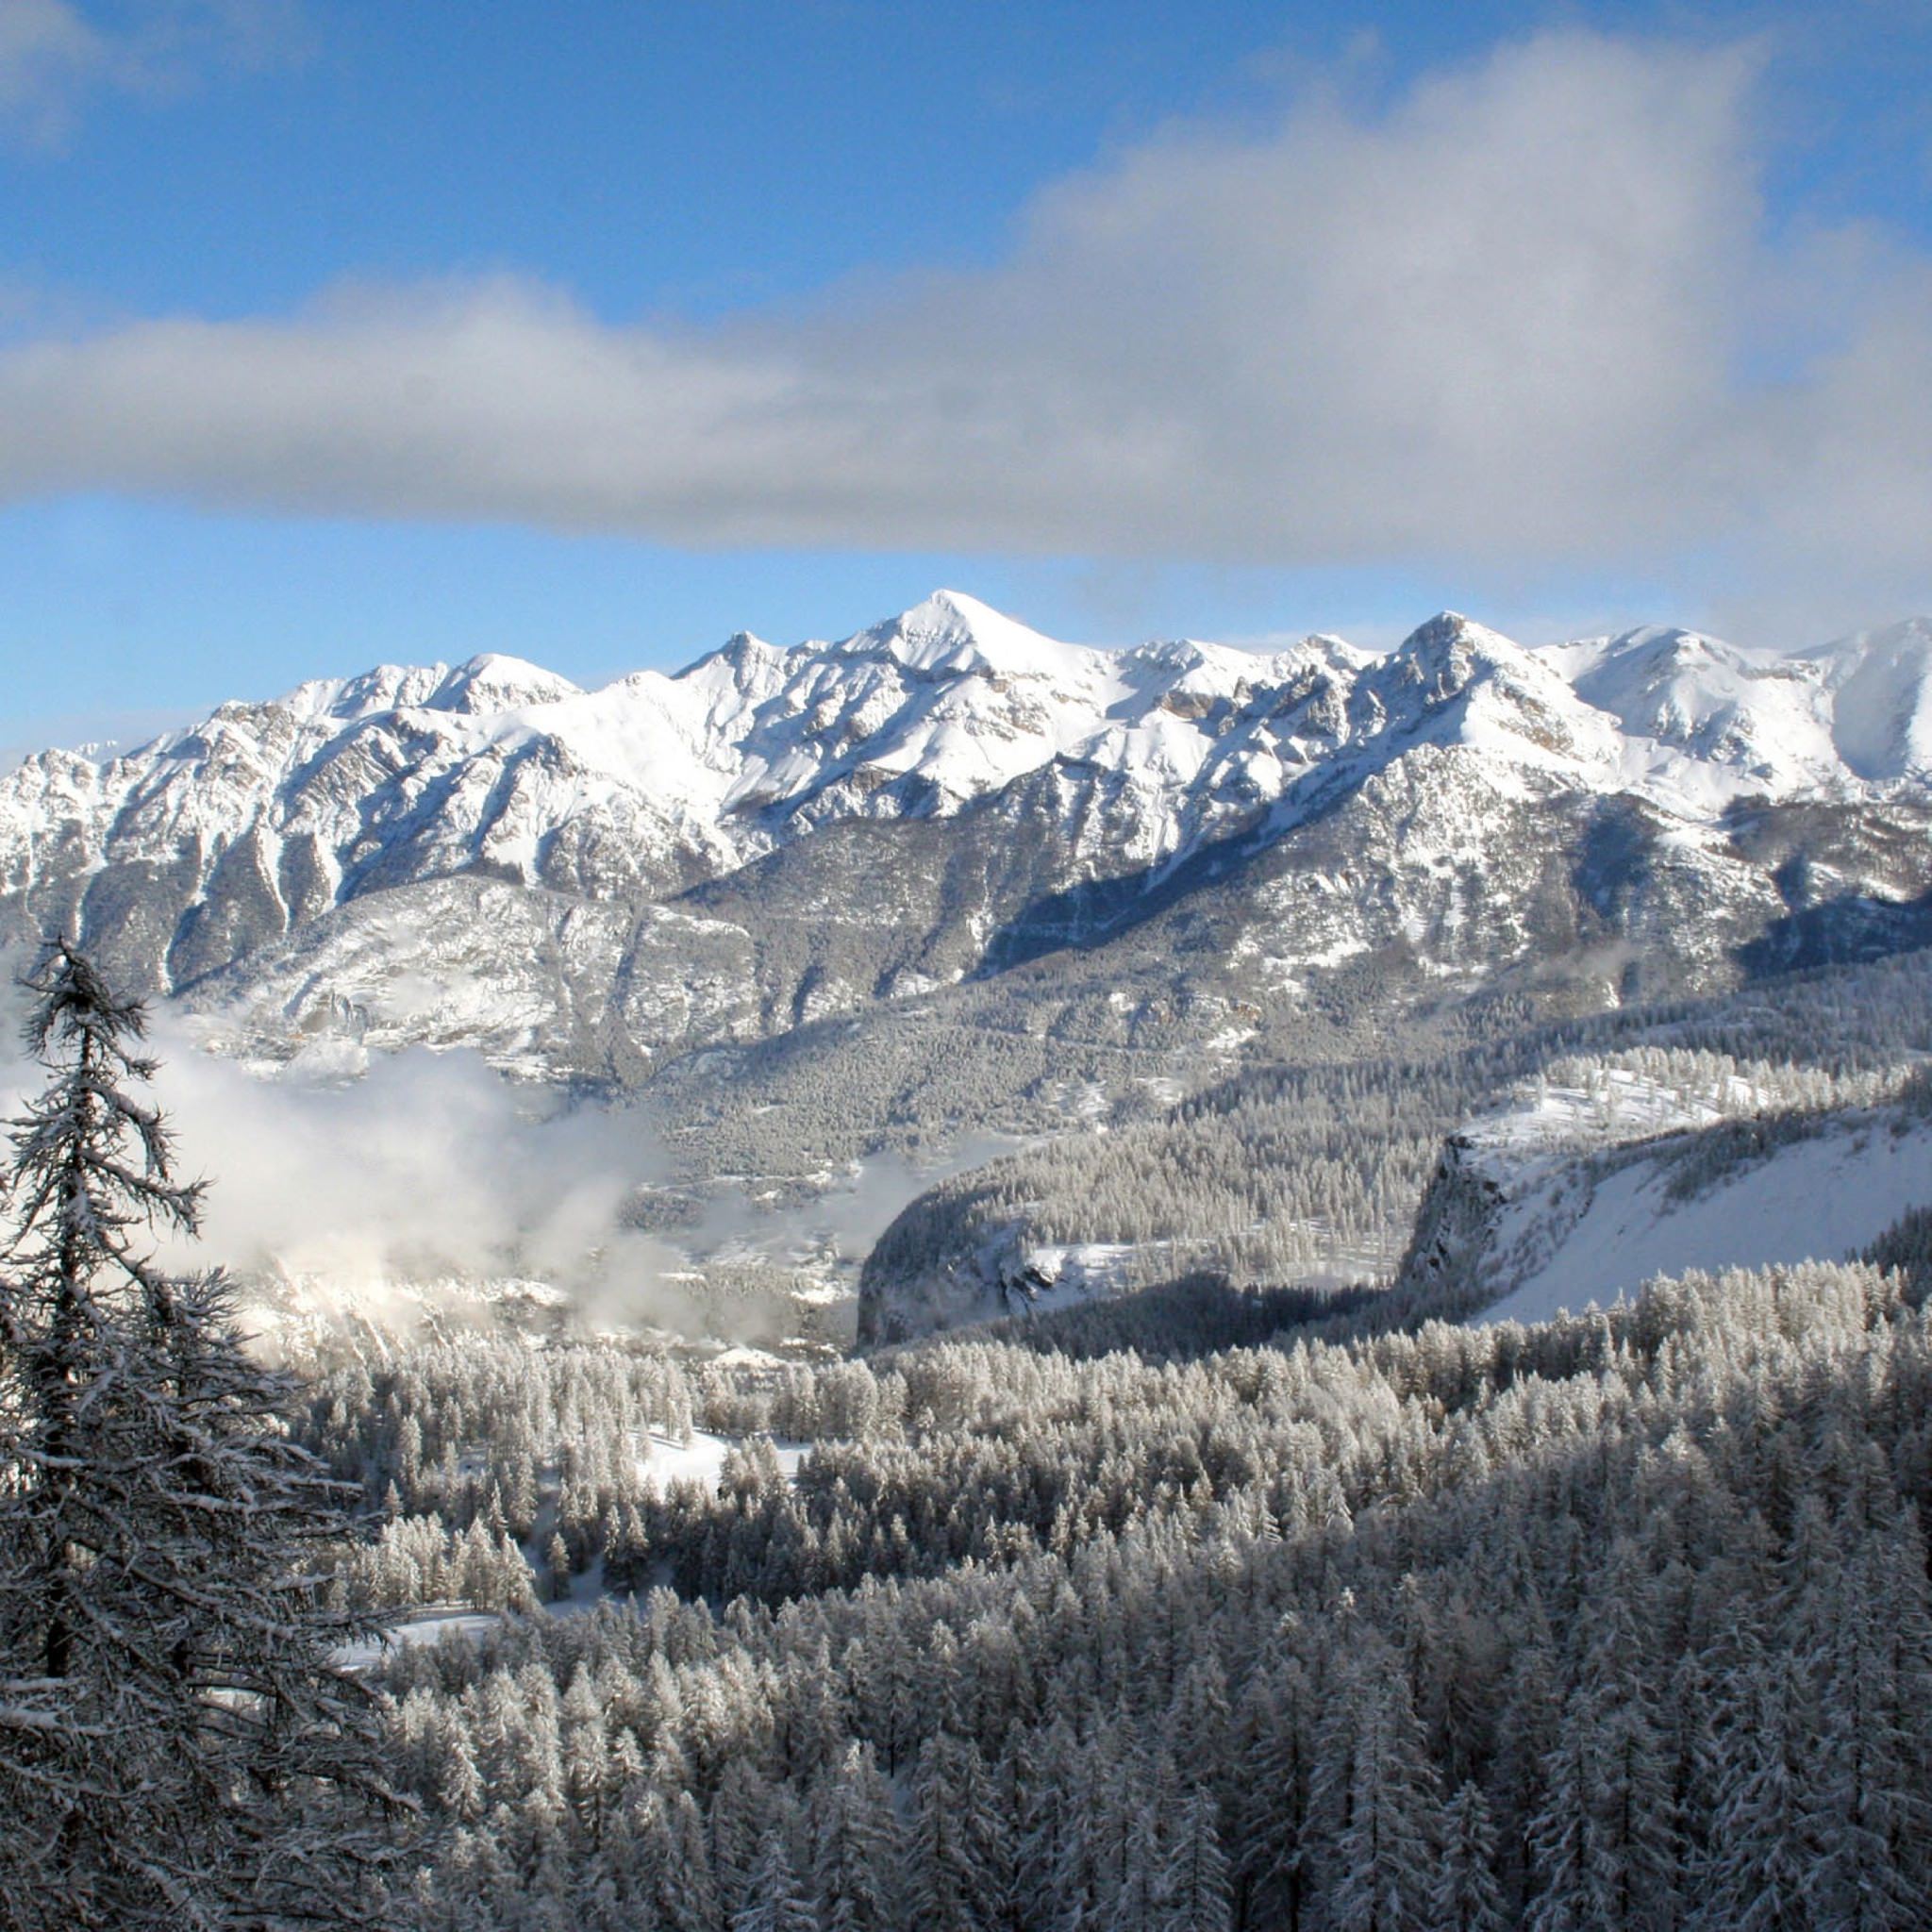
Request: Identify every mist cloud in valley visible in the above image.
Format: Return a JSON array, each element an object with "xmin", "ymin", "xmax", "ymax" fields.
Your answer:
[
  {"xmin": 154, "ymin": 1035, "xmax": 661, "ymax": 1290},
  {"xmin": 0, "ymin": 965, "xmax": 699, "ymax": 1331},
  {"xmin": 0, "ymin": 957, "xmax": 1008, "ymax": 1343}
]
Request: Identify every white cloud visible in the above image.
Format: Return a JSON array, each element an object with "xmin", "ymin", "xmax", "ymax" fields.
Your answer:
[
  {"xmin": 0, "ymin": 30, "xmax": 1927, "ymax": 614},
  {"xmin": 0, "ymin": 0, "xmax": 304, "ymax": 146},
  {"xmin": 0, "ymin": 0, "xmax": 108, "ymax": 142}
]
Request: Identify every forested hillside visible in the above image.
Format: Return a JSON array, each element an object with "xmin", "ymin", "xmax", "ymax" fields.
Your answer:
[
  {"xmin": 307, "ymin": 1241, "xmax": 1932, "ymax": 1929},
  {"xmin": 12, "ymin": 933, "xmax": 1932, "ymax": 1930}
]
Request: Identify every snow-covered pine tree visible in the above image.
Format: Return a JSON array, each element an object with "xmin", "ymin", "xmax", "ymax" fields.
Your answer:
[
  {"xmin": 0, "ymin": 941, "xmax": 407, "ymax": 1930},
  {"xmin": 730, "ymin": 1826, "xmax": 817, "ymax": 1932},
  {"xmin": 810, "ymin": 1740, "xmax": 905, "ymax": 1932},
  {"xmin": 656, "ymin": 1789, "xmax": 724, "ymax": 1932},
  {"xmin": 1690, "ymin": 1629, "xmax": 1811, "ymax": 1932},
  {"xmin": 1156, "ymin": 1784, "xmax": 1233, "ymax": 1932},
  {"xmin": 1431, "ymin": 1780, "xmax": 1507, "ymax": 1932},
  {"xmin": 908, "ymin": 1730, "xmax": 1013, "ymax": 1932},
  {"xmin": 1310, "ymin": 1632, "xmax": 1442, "ymax": 1932}
]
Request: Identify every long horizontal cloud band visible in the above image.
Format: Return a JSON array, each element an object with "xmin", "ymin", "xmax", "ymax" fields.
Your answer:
[{"xmin": 2, "ymin": 32, "xmax": 1929, "ymax": 590}]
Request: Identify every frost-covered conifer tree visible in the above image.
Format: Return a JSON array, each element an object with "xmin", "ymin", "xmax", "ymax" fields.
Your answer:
[
  {"xmin": 0, "ymin": 942, "xmax": 405, "ymax": 1929},
  {"xmin": 1311, "ymin": 1635, "xmax": 1442, "ymax": 1932},
  {"xmin": 811, "ymin": 1740, "xmax": 904, "ymax": 1932},
  {"xmin": 730, "ymin": 1826, "xmax": 816, "ymax": 1932},
  {"xmin": 1157, "ymin": 1785, "xmax": 1232, "ymax": 1932},
  {"xmin": 1432, "ymin": 1781, "xmax": 1506, "ymax": 1932},
  {"xmin": 909, "ymin": 1731, "xmax": 1012, "ymax": 1932}
]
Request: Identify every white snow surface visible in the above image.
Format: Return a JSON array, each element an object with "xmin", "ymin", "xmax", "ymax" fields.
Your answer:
[
  {"xmin": 1462, "ymin": 1096, "xmax": 1932, "ymax": 1328},
  {"xmin": 1798, "ymin": 618, "xmax": 1932, "ymax": 781},
  {"xmin": 334, "ymin": 1610, "xmax": 507, "ymax": 1672},
  {"xmin": 1541, "ymin": 626, "xmax": 1844, "ymax": 799},
  {"xmin": 634, "ymin": 1428, "xmax": 808, "ymax": 1494}
]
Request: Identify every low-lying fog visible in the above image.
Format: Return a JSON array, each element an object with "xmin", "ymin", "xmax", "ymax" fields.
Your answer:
[{"xmin": 0, "ymin": 957, "xmax": 1009, "ymax": 1349}]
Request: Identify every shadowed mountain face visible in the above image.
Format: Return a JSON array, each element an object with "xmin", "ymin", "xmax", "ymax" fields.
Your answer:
[{"xmin": 7, "ymin": 593, "xmax": 1932, "ymax": 1107}]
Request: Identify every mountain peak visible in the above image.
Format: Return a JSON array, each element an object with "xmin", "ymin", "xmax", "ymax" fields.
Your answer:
[
  {"xmin": 1357, "ymin": 610, "xmax": 1621, "ymax": 780},
  {"xmin": 429, "ymin": 654, "xmax": 583, "ymax": 714},
  {"xmin": 1380, "ymin": 611, "xmax": 1547, "ymax": 699},
  {"xmin": 1540, "ymin": 624, "xmax": 1841, "ymax": 788},
  {"xmin": 854, "ymin": 590, "xmax": 1094, "ymax": 680},
  {"xmin": 678, "ymin": 629, "xmax": 785, "ymax": 693},
  {"xmin": 914, "ymin": 588, "xmax": 1003, "ymax": 631},
  {"xmin": 1397, "ymin": 610, "xmax": 1522, "ymax": 659},
  {"xmin": 278, "ymin": 662, "xmax": 450, "ymax": 723}
]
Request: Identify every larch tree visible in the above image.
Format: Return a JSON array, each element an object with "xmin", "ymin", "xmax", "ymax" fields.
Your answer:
[
  {"xmin": 730, "ymin": 1826, "xmax": 817, "ymax": 1932},
  {"xmin": 0, "ymin": 942, "xmax": 408, "ymax": 1930},
  {"xmin": 1431, "ymin": 1780, "xmax": 1507, "ymax": 1932},
  {"xmin": 811, "ymin": 1740, "xmax": 905, "ymax": 1932}
]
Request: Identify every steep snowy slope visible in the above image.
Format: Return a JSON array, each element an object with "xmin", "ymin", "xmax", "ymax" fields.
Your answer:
[
  {"xmin": 1800, "ymin": 618, "xmax": 1932, "ymax": 781},
  {"xmin": 1477, "ymin": 1114, "xmax": 1932, "ymax": 1325},
  {"xmin": 1541, "ymin": 625, "xmax": 1845, "ymax": 805},
  {"xmin": 1397, "ymin": 1069, "xmax": 1932, "ymax": 1327}
]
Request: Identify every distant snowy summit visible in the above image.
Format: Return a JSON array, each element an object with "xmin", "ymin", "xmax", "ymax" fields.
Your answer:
[
  {"xmin": 16, "ymin": 589, "xmax": 1932, "ymax": 860},
  {"xmin": 6, "ymin": 591, "xmax": 1932, "ymax": 1081}
]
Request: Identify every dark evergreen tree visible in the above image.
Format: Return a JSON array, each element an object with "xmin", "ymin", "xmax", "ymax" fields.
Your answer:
[
  {"xmin": 1431, "ymin": 1781, "xmax": 1506, "ymax": 1932},
  {"xmin": 1157, "ymin": 1784, "xmax": 1233, "ymax": 1932},
  {"xmin": 1309, "ymin": 1634, "xmax": 1441, "ymax": 1932},
  {"xmin": 0, "ymin": 942, "xmax": 406, "ymax": 1929},
  {"xmin": 811, "ymin": 1740, "xmax": 904, "ymax": 1932},
  {"xmin": 910, "ymin": 1731, "xmax": 1012, "ymax": 1931}
]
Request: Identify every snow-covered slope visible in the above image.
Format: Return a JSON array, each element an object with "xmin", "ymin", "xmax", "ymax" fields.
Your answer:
[
  {"xmin": 1477, "ymin": 1116, "xmax": 1932, "ymax": 1325},
  {"xmin": 1539, "ymin": 614, "xmax": 1932, "ymax": 796},
  {"xmin": 1541, "ymin": 626, "xmax": 1845, "ymax": 805},
  {"xmin": 1398, "ymin": 1071, "xmax": 1932, "ymax": 1327},
  {"xmin": 1799, "ymin": 618, "xmax": 1932, "ymax": 782},
  {"xmin": 6, "ymin": 593, "xmax": 1932, "ymax": 1087}
]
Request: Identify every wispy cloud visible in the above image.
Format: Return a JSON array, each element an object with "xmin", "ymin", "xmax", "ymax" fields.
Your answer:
[
  {"xmin": 0, "ymin": 0, "xmax": 305, "ymax": 147},
  {"xmin": 0, "ymin": 968, "xmax": 690, "ymax": 1328},
  {"xmin": 0, "ymin": 31, "xmax": 1927, "ymax": 614}
]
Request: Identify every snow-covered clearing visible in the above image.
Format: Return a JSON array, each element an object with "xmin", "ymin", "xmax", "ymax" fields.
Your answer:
[
  {"xmin": 335, "ymin": 1610, "xmax": 506, "ymax": 1672},
  {"xmin": 634, "ymin": 1427, "xmax": 808, "ymax": 1492}
]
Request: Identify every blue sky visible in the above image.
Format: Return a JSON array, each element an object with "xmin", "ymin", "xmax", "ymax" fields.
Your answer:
[{"xmin": 3, "ymin": 0, "xmax": 1930, "ymax": 751}]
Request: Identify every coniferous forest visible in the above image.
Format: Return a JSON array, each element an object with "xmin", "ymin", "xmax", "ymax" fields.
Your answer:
[{"xmin": 6, "ymin": 947, "xmax": 1932, "ymax": 1928}]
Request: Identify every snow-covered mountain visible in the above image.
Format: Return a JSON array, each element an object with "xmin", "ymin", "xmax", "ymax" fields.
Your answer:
[{"xmin": 7, "ymin": 591, "xmax": 1932, "ymax": 1091}]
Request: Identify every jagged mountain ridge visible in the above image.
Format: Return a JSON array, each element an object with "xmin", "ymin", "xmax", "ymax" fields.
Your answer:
[{"xmin": 6, "ymin": 592, "xmax": 1932, "ymax": 1094}]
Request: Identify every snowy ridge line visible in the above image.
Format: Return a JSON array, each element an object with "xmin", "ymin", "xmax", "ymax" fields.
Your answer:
[
  {"xmin": 10, "ymin": 591, "xmax": 1932, "ymax": 1108},
  {"xmin": 8, "ymin": 597, "xmax": 1932, "ymax": 955}
]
